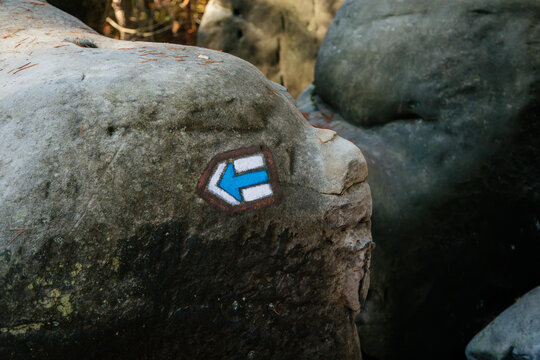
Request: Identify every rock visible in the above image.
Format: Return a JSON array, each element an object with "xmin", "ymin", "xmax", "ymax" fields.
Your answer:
[
  {"xmin": 0, "ymin": 1, "xmax": 372, "ymax": 359},
  {"xmin": 197, "ymin": 0, "xmax": 343, "ymax": 98},
  {"xmin": 300, "ymin": 0, "xmax": 540, "ymax": 358},
  {"xmin": 465, "ymin": 286, "xmax": 540, "ymax": 360}
]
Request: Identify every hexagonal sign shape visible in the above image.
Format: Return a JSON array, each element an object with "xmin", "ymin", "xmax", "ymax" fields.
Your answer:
[{"xmin": 197, "ymin": 145, "xmax": 281, "ymax": 213}]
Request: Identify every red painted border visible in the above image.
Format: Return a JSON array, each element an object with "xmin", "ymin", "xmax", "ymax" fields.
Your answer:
[{"xmin": 196, "ymin": 145, "xmax": 281, "ymax": 213}]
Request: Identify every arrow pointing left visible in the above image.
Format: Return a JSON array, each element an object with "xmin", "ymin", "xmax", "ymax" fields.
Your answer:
[
  {"xmin": 219, "ymin": 162, "xmax": 269, "ymax": 202},
  {"xmin": 197, "ymin": 145, "xmax": 281, "ymax": 213}
]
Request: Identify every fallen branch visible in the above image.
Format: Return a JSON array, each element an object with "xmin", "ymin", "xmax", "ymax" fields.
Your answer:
[{"xmin": 105, "ymin": 17, "xmax": 172, "ymax": 38}]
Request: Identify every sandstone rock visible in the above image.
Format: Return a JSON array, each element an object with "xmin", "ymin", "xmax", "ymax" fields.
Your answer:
[
  {"xmin": 300, "ymin": 0, "xmax": 540, "ymax": 358},
  {"xmin": 465, "ymin": 286, "xmax": 540, "ymax": 360},
  {"xmin": 197, "ymin": 0, "xmax": 343, "ymax": 98},
  {"xmin": 0, "ymin": 1, "xmax": 372, "ymax": 359}
]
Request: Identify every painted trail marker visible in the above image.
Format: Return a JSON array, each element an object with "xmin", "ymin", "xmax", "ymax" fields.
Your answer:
[{"xmin": 197, "ymin": 146, "xmax": 280, "ymax": 212}]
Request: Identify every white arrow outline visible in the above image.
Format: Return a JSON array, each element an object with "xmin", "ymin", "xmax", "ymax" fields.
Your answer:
[
  {"xmin": 242, "ymin": 183, "xmax": 273, "ymax": 202},
  {"xmin": 207, "ymin": 162, "xmax": 241, "ymax": 206},
  {"xmin": 233, "ymin": 154, "xmax": 265, "ymax": 173}
]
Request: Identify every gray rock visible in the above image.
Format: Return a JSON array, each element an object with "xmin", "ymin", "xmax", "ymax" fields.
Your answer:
[
  {"xmin": 301, "ymin": 0, "xmax": 540, "ymax": 358},
  {"xmin": 197, "ymin": 0, "xmax": 343, "ymax": 98},
  {"xmin": 466, "ymin": 286, "xmax": 540, "ymax": 360},
  {"xmin": 0, "ymin": 1, "xmax": 372, "ymax": 359}
]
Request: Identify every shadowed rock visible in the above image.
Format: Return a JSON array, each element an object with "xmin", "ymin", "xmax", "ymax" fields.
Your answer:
[
  {"xmin": 299, "ymin": 0, "xmax": 540, "ymax": 358},
  {"xmin": 197, "ymin": 0, "xmax": 343, "ymax": 98},
  {"xmin": 0, "ymin": 1, "xmax": 372, "ymax": 359}
]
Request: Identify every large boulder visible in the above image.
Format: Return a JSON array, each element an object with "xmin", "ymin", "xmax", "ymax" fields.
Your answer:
[
  {"xmin": 197, "ymin": 0, "xmax": 343, "ymax": 98},
  {"xmin": 0, "ymin": 1, "xmax": 372, "ymax": 359},
  {"xmin": 465, "ymin": 286, "xmax": 540, "ymax": 360},
  {"xmin": 300, "ymin": 0, "xmax": 540, "ymax": 358}
]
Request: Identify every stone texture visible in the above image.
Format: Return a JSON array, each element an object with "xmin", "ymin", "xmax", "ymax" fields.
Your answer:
[
  {"xmin": 300, "ymin": 0, "xmax": 540, "ymax": 358},
  {"xmin": 197, "ymin": 0, "xmax": 343, "ymax": 98},
  {"xmin": 0, "ymin": 1, "xmax": 372, "ymax": 359},
  {"xmin": 466, "ymin": 286, "xmax": 540, "ymax": 360}
]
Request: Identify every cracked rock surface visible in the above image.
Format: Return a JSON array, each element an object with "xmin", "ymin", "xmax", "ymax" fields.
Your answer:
[{"xmin": 0, "ymin": 1, "xmax": 372, "ymax": 359}]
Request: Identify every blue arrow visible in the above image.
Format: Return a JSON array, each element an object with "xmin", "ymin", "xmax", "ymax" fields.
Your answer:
[{"xmin": 219, "ymin": 162, "xmax": 269, "ymax": 202}]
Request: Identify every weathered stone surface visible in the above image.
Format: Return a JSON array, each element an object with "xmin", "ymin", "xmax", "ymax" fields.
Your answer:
[
  {"xmin": 0, "ymin": 1, "xmax": 372, "ymax": 359},
  {"xmin": 300, "ymin": 0, "xmax": 540, "ymax": 358},
  {"xmin": 465, "ymin": 286, "xmax": 540, "ymax": 360},
  {"xmin": 197, "ymin": 0, "xmax": 343, "ymax": 98}
]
